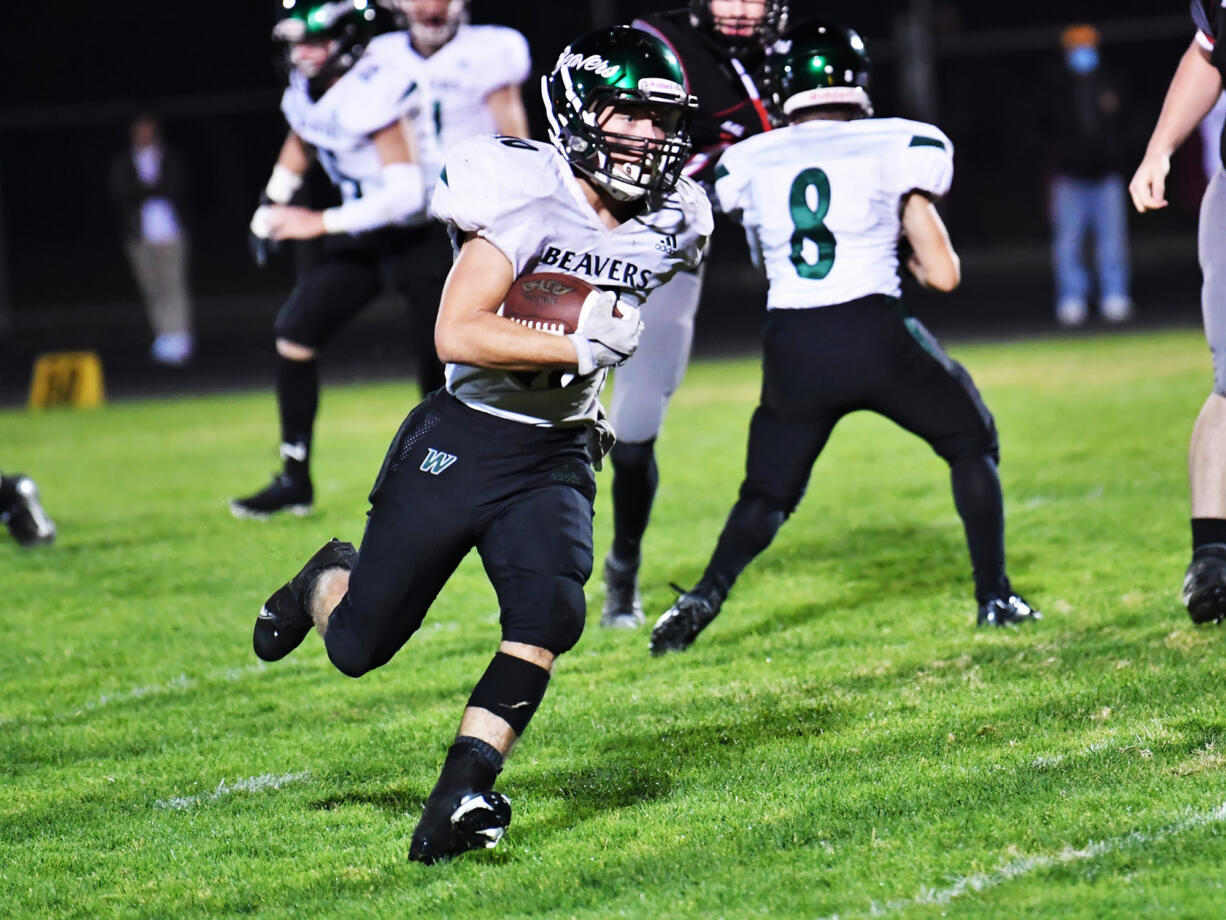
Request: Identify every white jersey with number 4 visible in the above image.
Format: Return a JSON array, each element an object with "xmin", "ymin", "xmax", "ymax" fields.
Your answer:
[
  {"xmin": 281, "ymin": 32, "xmax": 441, "ymax": 222},
  {"xmin": 715, "ymin": 117, "xmax": 953, "ymax": 309},
  {"xmin": 430, "ymin": 135, "xmax": 712, "ymax": 427},
  {"xmin": 408, "ymin": 24, "xmax": 531, "ymax": 155}
]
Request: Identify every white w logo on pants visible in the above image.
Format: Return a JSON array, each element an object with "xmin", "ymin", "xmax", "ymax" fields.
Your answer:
[{"xmin": 420, "ymin": 448, "xmax": 458, "ymax": 475}]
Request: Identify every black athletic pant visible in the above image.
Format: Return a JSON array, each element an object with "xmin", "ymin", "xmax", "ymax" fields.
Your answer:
[
  {"xmin": 274, "ymin": 222, "xmax": 452, "ymax": 395},
  {"xmin": 702, "ymin": 295, "xmax": 1009, "ymax": 603},
  {"xmin": 323, "ymin": 392, "xmax": 596, "ymax": 678}
]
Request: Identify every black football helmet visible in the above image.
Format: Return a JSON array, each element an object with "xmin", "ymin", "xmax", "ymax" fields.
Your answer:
[
  {"xmin": 688, "ymin": 0, "xmax": 788, "ymax": 57},
  {"xmin": 273, "ymin": 0, "xmax": 394, "ymax": 99},
  {"xmin": 764, "ymin": 19, "xmax": 872, "ymax": 120},
  {"xmin": 542, "ymin": 26, "xmax": 697, "ymax": 202}
]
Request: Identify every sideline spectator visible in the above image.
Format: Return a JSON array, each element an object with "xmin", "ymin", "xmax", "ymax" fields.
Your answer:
[
  {"xmin": 108, "ymin": 115, "xmax": 195, "ymax": 366},
  {"xmin": 1047, "ymin": 24, "xmax": 1132, "ymax": 327}
]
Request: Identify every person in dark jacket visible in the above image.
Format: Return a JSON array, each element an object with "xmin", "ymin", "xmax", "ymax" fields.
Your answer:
[
  {"xmin": 108, "ymin": 115, "xmax": 195, "ymax": 365},
  {"xmin": 1048, "ymin": 24, "xmax": 1132, "ymax": 326}
]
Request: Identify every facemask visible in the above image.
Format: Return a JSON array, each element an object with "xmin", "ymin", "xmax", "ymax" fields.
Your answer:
[{"xmin": 1066, "ymin": 45, "xmax": 1099, "ymax": 75}]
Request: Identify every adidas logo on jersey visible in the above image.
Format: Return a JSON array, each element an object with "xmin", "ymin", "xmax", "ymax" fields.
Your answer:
[{"xmin": 420, "ymin": 449, "xmax": 458, "ymax": 475}]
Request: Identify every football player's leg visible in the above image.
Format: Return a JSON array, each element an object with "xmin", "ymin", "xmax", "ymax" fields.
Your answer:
[
  {"xmin": 410, "ymin": 484, "xmax": 592, "ymax": 863},
  {"xmin": 654, "ymin": 308, "xmax": 842, "ymax": 654},
  {"xmin": 604, "ymin": 267, "xmax": 702, "ymax": 625},
  {"xmin": 231, "ymin": 249, "xmax": 381, "ymax": 518},
  {"xmin": 379, "ymin": 223, "xmax": 451, "ymax": 397},
  {"xmin": 254, "ymin": 395, "xmax": 475, "ymax": 665},
  {"xmin": 1184, "ymin": 170, "xmax": 1226, "ymax": 622},
  {"xmin": 652, "ymin": 403, "xmax": 834, "ymax": 655},
  {"xmin": 874, "ymin": 316, "xmax": 1037, "ymax": 626}
]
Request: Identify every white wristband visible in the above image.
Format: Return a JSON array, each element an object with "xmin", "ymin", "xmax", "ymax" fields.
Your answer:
[
  {"xmin": 265, "ymin": 164, "xmax": 303, "ymax": 204},
  {"xmin": 567, "ymin": 333, "xmax": 595, "ymax": 375}
]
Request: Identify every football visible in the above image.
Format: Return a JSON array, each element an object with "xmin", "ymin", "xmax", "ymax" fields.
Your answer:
[{"xmin": 500, "ymin": 272, "xmax": 596, "ymax": 336}]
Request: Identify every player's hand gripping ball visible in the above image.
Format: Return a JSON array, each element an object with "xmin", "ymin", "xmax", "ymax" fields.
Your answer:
[{"xmin": 500, "ymin": 273, "xmax": 599, "ymax": 335}]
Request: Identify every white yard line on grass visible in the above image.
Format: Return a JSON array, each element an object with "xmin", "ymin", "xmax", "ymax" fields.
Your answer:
[
  {"xmin": 156, "ymin": 771, "xmax": 311, "ymax": 811},
  {"xmin": 820, "ymin": 801, "xmax": 1226, "ymax": 920},
  {"xmin": 0, "ymin": 661, "xmax": 277, "ymax": 727}
]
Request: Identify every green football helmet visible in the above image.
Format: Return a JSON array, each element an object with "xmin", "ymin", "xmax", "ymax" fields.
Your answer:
[
  {"xmin": 542, "ymin": 26, "xmax": 698, "ymax": 202},
  {"xmin": 765, "ymin": 19, "xmax": 873, "ymax": 119},
  {"xmin": 273, "ymin": 0, "xmax": 393, "ymax": 98}
]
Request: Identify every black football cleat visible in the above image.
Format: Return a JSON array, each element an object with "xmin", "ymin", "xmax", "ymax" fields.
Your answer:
[
  {"xmin": 254, "ymin": 538, "xmax": 355, "ymax": 661},
  {"xmin": 230, "ymin": 472, "xmax": 313, "ymax": 520},
  {"xmin": 650, "ymin": 582, "xmax": 723, "ymax": 655},
  {"xmin": 408, "ymin": 789, "xmax": 512, "ymax": 865},
  {"xmin": 977, "ymin": 593, "xmax": 1042, "ymax": 628},
  {"xmin": 1, "ymin": 474, "xmax": 56, "ymax": 547},
  {"xmin": 1182, "ymin": 544, "xmax": 1226, "ymax": 624},
  {"xmin": 600, "ymin": 553, "xmax": 644, "ymax": 629}
]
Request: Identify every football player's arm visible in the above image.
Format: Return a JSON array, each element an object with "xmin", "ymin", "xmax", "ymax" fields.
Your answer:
[
  {"xmin": 1130, "ymin": 39, "xmax": 1222, "ymax": 212},
  {"xmin": 264, "ymin": 121, "xmax": 425, "ymax": 239},
  {"xmin": 900, "ymin": 192, "xmax": 960, "ymax": 292},
  {"xmin": 486, "ymin": 84, "xmax": 530, "ymax": 138},
  {"xmin": 434, "ymin": 236, "xmax": 588, "ymax": 371}
]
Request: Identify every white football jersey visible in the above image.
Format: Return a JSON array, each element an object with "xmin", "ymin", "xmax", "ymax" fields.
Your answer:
[
  {"xmin": 715, "ymin": 117, "xmax": 954, "ymax": 309},
  {"xmin": 281, "ymin": 32, "xmax": 442, "ymax": 225},
  {"xmin": 407, "ymin": 24, "xmax": 531, "ymax": 154},
  {"xmin": 430, "ymin": 136, "xmax": 713, "ymax": 427}
]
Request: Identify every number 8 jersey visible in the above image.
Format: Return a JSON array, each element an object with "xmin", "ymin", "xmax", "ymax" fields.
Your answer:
[{"xmin": 714, "ymin": 117, "xmax": 953, "ymax": 309}]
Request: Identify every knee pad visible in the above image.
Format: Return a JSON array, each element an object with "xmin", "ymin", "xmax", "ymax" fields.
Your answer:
[
  {"xmin": 504, "ymin": 575, "xmax": 586, "ymax": 655},
  {"xmin": 732, "ymin": 489, "xmax": 794, "ymax": 539},
  {"xmin": 322, "ymin": 597, "xmax": 379, "ymax": 678},
  {"xmin": 610, "ymin": 438, "xmax": 656, "ymax": 475},
  {"xmin": 540, "ymin": 575, "xmax": 586, "ymax": 655},
  {"xmin": 467, "ymin": 652, "xmax": 552, "ymax": 736}
]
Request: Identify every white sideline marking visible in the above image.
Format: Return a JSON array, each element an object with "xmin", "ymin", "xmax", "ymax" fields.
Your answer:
[
  {"xmin": 156, "ymin": 771, "xmax": 310, "ymax": 811},
  {"xmin": 818, "ymin": 802, "xmax": 1226, "ymax": 920},
  {"xmin": 0, "ymin": 662, "xmax": 271, "ymax": 727}
]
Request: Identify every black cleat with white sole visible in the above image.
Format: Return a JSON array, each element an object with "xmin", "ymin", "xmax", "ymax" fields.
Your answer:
[
  {"xmin": 409, "ymin": 789, "xmax": 512, "ymax": 865},
  {"xmin": 601, "ymin": 553, "xmax": 644, "ymax": 629},
  {"xmin": 977, "ymin": 593, "xmax": 1042, "ymax": 628},
  {"xmin": 230, "ymin": 472, "xmax": 313, "ymax": 520},
  {"xmin": 254, "ymin": 538, "xmax": 355, "ymax": 661},
  {"xmin": 1, "ymin": 474, "xmax": 56, "ymax": 547},
  {"xmin": 1182, "ymin": 543, "xmax": 1226, "ymax": 624},
  {"xmin": 649, "ymin": 582, "xmax": 724, "ymax": 655}
]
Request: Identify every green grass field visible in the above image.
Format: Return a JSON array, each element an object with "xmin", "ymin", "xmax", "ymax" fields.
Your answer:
[{"xmin": 3, "ymin": 328, "xmax": 1225, "ymax": 919}]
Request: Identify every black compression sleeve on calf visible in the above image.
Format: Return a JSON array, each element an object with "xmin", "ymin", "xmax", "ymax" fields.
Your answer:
[
  {"xmin": 950, "ymin": 454, "xmax": 1009, "ymax": 602},
  {"xmin": 703, "ymin": 493, "xmax": 786, "ymax": 598},
  {"xmin": 466, "ymin": 652, "xmax": 552, "ymax": 737},
  {"xmin": 610, "ymin": 439, "xmax": 658, "ymax": 563},
  {"xmin": 276, "ymin": 355, "xmax": 319, "ymax": 469}
]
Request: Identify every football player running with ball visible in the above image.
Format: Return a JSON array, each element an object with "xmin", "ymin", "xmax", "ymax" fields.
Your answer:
[
  {"xmin": 598, "ymin": 0, "xmax": 785, "ymax": 629},
  {"xmin": 650, "ymin": 21, "xmax": 1041, "ymax": 655},
  {"xmin": 251, "ymin": 27, "xmax": 711, "ymax": 863},
  {"xmin": 232, "ymin": 0, "xmax": 443, "ymax": 519}
]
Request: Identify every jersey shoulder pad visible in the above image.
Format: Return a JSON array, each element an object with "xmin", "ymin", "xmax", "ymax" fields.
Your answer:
[
  {"xmin": 336, "ymin": 34, "xmax": 427, "ymax": 136},
  {"xmin": 449, "ymin": 135, "xmax": 560, "ymax": 198},
  {"xmin": 882, "ymin": 117, "xmax": 954, "ymax": 157},
  {"xmin": 881, "ymin": 117, "xmax": 954, "ymax": 198},
  {"xmin": 459, "ymin": 25, "xmax": 532, "ymax": 85}
]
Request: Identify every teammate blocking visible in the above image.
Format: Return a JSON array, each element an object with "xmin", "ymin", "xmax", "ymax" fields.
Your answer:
[
  {"xmin": 650, "ymin": 20, "xmax": 1041, "ymax": 655},
  {"xmin": 252, "ymin": 25, "xmax": 710, "ymax": 863}
]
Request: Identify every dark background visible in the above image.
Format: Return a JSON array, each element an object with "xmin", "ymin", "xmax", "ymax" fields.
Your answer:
[{"xmin": 0, "ymin": 2, "xmax": 1211, "ymax": 401}]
